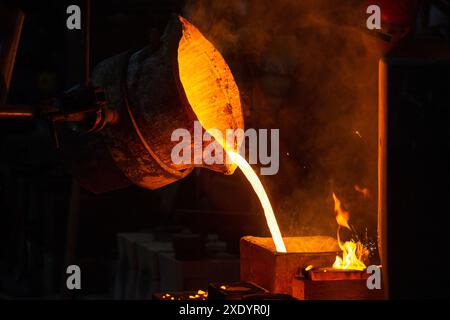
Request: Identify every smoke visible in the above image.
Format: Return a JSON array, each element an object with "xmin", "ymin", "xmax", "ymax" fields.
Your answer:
[{"xmin": 183, "ymin": 0, "xmax": 382, "ymax": 241}]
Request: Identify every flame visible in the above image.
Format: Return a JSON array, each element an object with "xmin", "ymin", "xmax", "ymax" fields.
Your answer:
[
  {"xmin": 332, "ymin": 240, "xmax": 366, "ymax": 271},
  {"xmin": 332, "ymin": 192, "xmax": 351, "ymax": 230},
  {"xmin": 227, "ymin": 152, "xmax": 287, "ymax": 253},
  {"xmin": 332, "ymin": 193, "xmax": 366, "ymax": 271}
]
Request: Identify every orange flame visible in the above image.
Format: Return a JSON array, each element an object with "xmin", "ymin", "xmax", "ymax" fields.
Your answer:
[
  {"xmin": 332, "ymin": 240, "xmax": 366, "ymax": 271},
  {"xmin": 332, "ymin": 193, "xmax": 366, "ymax": 271},
  {"xmin": 332, "ymin": 192, "xmax": 351, "ymax": 230}
]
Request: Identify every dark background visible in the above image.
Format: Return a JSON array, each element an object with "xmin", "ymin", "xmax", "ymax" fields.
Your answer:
[
  {"xmin": 0, "ymin": 0, "xmax": 449, "ymax": 299},
  {"xmin": 0, "ymin": 0, "xmax": 264, "ymax": 298}
]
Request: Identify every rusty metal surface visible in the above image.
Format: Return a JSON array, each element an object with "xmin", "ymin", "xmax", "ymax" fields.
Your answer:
[
  {"xmin": 91, "ymin": 47, "xmax": 192, "ymax": 190},
  {"xmin": 59, "ymin": 14, "xmax": 244, "ymax": 192},
  {"xmin": 58, "ymin": 16, "xmax": 189, "ymax": 192},
  {"xmin": 292, "ymin": 277, "xmax": 385, "ymax": 300},
  {"xmin": 240, "ymin": 236, "xmax": 339, "ymax": 295},
  {"xmin": 307, "ymin": 268, "xmax": 369, "ymax": 281}
]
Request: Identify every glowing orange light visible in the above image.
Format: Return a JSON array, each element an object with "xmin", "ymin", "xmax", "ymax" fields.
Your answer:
[
  {"xmin": 305, "ymin": 265, "xmax": 313, "ymax": 271},
  {"xmin": 177, "ymin": 15, "xmax": 243, "ymax": 174},
  {"xmin": 176, "ymin": 16, "xmax": 285, "ymax": 253},
  {"xmin": 228, "ymin": 152, "xmax": 287, "ymax": 253},
  {"xmin": 332, "ymin": 192, "xmax": 351, "ymax": 230},
  {"xmin": 332, "ymin": 240, "xmax": 366, "ymax": 271},
  {"xmin": 354, "ymin": 185, "xmax": 371, "ymax": 199},
  {"xmin": 332, "ymin": 193, "xmax": 366, "ymax": 271}
]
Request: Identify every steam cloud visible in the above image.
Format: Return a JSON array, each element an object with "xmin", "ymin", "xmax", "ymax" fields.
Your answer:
[{"xmin": 183, "ymin": 0, "xmax": 382, "ymax": 243}]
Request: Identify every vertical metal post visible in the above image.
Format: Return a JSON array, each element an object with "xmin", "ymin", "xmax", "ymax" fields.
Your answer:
[{"xmin": 84, "ymin": 0, "xmax": 91, "ymax": 87}]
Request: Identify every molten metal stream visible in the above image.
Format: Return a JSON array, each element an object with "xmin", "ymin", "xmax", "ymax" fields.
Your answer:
[
  {"xmin": 176, "ymin": 16, "xmax": 285, "ymax": 253},
  {"xmin": 227, "ymin": 152, "xmax": 287, "ymax": 253}
]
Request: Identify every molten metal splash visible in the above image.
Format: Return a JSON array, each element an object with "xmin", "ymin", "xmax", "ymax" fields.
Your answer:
[
  {"xmin": 332, "ymin": 192, "xmax": 366, "ymax": 270},
  {"xmin": 228, "ymin": 152, "xmax": 287, "ymax": 253}
]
